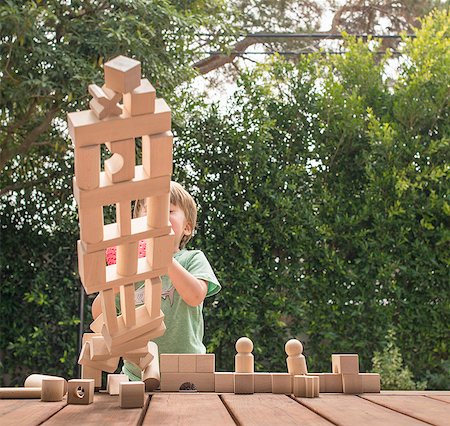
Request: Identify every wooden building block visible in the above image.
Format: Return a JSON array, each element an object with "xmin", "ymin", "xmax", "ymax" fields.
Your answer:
[
  {"xmin": 160, "ymin": 354, "xmax": 179, "ymax": 373},
  {"xmin": 81, "ymin": 216, "xmax": 171, "ymax": 254},
  {"xmin": 160, "ymin": 372, "xmax": 214, "ymax": 392},
  {"xmin": 101, "ymin": 288, "xmax": 119, "ymax": 334},
  {"xmin": 88, "ymin": 84, "xmax": 121, "ymax": 119},
  {"xmin": 254, "ymin": 373, "xmax": 272, "ymax": 393},
  {"xmin": 105, "ymin": 138, "xmax": 135, "ymax": 183},
  {"xmin": 214, "ymin": 372, "xmax": 234, "ymax": 393},
  {"xmin": 119, "ymin": 284, "xmax": 136, "ymax": 327},
  {"xmin": 67, "ymin": 99, "xmax": 170, "ymax": 148},
  {"xmin": 142, "ymin": 131, "xmax": 173, "ymax": 178},
  {"xmin": 79, "ymin": 206, "xmax": 104, "ymax": 244},
  {"xmin": 146, "ymin": 231, "xmax": 175, "ymax": 270},
  {"xmin": 308, "ymin": 373, "xmax": 343, "ymax": 393},
  {"xmin": 123, "ymin": 78, "xmax": 156, "ymax": 116},
  {"xmin": 109, "ymin": 335, "xmax": 153, "ymax": 357},
  {"xmin": 360, "ymin": 373, "xmax": 381, "ymax": 393},
  {"xmin": 0, "ymin": 387, "xmax": 41, "ymax": 399},
  {"xmin": 78, "ymin": 341, "xmax": 120, "ymax": 373},
  {"xmin": 24, "ymin": 374, "xmax": 68, "ymax": 395},
  {"xmin": 73, "ymin": 167, "xmax": 170, "ymax": 209},
  {"xmin": 74, "ymin": 145, "xmax": 100, "ymax": 190},
  {"xmin": 178, "ymin": 354, "xmax": 197, "ymax": 373},
  {"xmin": 235, "ymin": 337, "xmax": 254, "ymax": 373},
  {"xmin": 342, "ymin": 373, "xmax": 363, "ymax": 394},
  {"xmin": 90, "ymin": 335, "xmax": 111, "ymax": 361},
  {"xmin": 116, "ymin": 241, "xmax": 138, "ymax": 276},
  {"xmin": 332, "ymin": 354, "xmax": 359, "ymax": 374},
  {"xmin": 104, "ymin": 55, "xmax": 141, "ymax": 94},
  {"xmin": 119, "ymin": 381, "xmax": 145, "ymax": 408},
  {"xmin": 142, "ymin": 342, "xmax": 160, "ymax": 391},
  {"xmin": 107, "ymin": 374, "xmax": 129, "ymax": 395},
  {"xmin": 41, "ymin": 377, "xmax": 65, "ymax": 402},
  {"xmin": 81, "ymin": 365, "xmax": 102, "ymax": 389},
  {"xmin": 146, "ymin": 192, "xmax": 170, "ymax": 229},
  {"xmin": 234, "ymin": 373, "xmax": 254, "ymax": 394},
  {"xmin": 145, "ymin": 277, "xmax": 162, "ymax": 318},
  {"xmin": 293, "ymin": 375, "xmax": 319, "ymax": 398},
  {"xmin": 116, "ymin": 201, "xmax": 132, "ymax": 236},
  {"xmin": 271, "ymin": 373, "xmax": 292, "ymax": 394},
  {"xmin": 138, "ymin": 348, "xmax": 155, "ymax": 370},
  {"xmin": 196, "ymin": 354, "xmax": 215, "ymax": 373},
  {"xmin": 67, "ymin": 379, "xmax": 94, "ymax": 405},
  {"xmin": 77, "ymin": 241, "xmax": 106, "ymax": 290}
]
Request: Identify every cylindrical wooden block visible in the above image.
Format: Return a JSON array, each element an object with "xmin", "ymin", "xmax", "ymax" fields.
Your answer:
[
  {"xmin": 116, "ymin": 241, "xmax": 138, "ymax": 276},
  {"xmin": 146, "ymin": 192, "xmax": 170, "ymax": 229},
  {"xmin": 24, "ymin": 374, "xmax": 68, "ymax": 395},
  {"xmin": 41, "ymin": 377, "xmax": 65, "ymax": 402},
  {"xmin": 142, "ymin": 342, "xmax": 160, "ymax": 391},
  {"xmin": 79, "ymin": 206, "xmax": 104, "ymax": 244},
  {"xmin": 235, "ymin": 353, "xmax": 254, "ymax": 373},
  {"xmin": 0, "ymin": 387, "xmax": 41, "ymax": 399},
  {"xmin": 287, "ymin": 355, "xmax": 308, "ymax": 375}
]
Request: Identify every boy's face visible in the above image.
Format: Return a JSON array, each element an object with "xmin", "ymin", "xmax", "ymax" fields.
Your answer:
[{"xmin": 169, "ymin": 203, "xmax": 192, "ymax": 252}]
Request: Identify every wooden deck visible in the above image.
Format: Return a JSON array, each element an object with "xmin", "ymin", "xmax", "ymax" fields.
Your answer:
[{"xmin": 1, "ymin": 391, "xmax": 449, "ymax": 425}]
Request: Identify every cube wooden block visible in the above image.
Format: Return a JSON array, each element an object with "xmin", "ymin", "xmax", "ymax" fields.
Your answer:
[
  {"xmin": 142, "ymin": 131, "xmax": 173, "ymax": 178},
  {"xmin": 293, "ymin": 375, "xmax": 319, "ymax": 398},
  {"xmin": 332, "ymin": 354, "xmax": 359, "ymax": 374},
  {"xmin": 254, "ymin": 372, "xmax": 272, "ymax": 393},
  {"xmin": 361, "ymin": 373, "xmax": 381, "ymax": 393},
  {"xmin": 90, "ymin": 335, "xmax": 111, "ymax": 361},
  {"xmin": 214, "ymin": 372, "xmax": 234, "ymax": 393},
  {"xmin": 196, "ymin": 354, "xmax": 215, "ymax": 373},
  {"xmin": 81, "ymin": 365, "xmax": 102, "ymax": 389},
  {"xmin": 104, "ymin": 55, "xmax": 141, "ymax": 94},
  {"xmin": 107, "ymin": 374, "xmax": 129, "ymax": 395},
  {"xmin": 123, "ymin": 78, "xmax": 156, "ymax": 116},
  {"xmin": 342, "ymin": 373, "xmax": 363, "ymax": 394},
  {"xmin": 271, "ymin": 373, "xmax": 292, "ymax": 394},
  {"xmin": 68, "ymin": 99, "xmax": 171, "ymax": 148},
  {"xmin": 160, "ymin": 354, "xmax": 179, "ymax": 373},
  {"xmin": 309, "ymin": 373, "xmax": 343, "ymax": 393},
  {"xmin": 234, "ymin": 373, "xmax": 254, "ymax": 394},
  {"xmin": 67, "ymin": 379, "xmax": 94, "ymax": 405},
  {"xmin": 146, "ymin": 231, "xmax": 175, "ymax": 270},
  {"xmin": 160, "ymin": 372, "xmax": 215, "ymax": 392},
  {"xmin": 119, "ymin": 381, "xmax": 145, "ymax": 408},
  {"xmin": 178, "ymin": 354, "xmax": 197, "ymax": 373}
]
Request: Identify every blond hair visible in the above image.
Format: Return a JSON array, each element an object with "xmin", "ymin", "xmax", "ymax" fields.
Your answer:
[{"xmin": 133, "ymin": 181, "xmax": 197, "ymax": 249}]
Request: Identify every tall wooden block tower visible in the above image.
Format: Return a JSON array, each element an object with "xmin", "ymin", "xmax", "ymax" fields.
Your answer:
[{"xmin": 68, "ymin": 55, "xmax": 173, "ymax": 384}]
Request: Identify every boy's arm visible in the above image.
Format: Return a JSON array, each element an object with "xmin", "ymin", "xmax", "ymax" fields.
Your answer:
[{"xmin": 168, "ymin": 258, "xmax": 208, "ymax": 307}]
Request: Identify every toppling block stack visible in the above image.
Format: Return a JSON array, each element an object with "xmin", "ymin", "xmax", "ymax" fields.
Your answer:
[{"xmin": 68, "ymin": 55, "xmax": 174, "ymax": 386}]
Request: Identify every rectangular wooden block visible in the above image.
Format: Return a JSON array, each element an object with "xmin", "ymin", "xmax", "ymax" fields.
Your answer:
[
  {"xmin": 160, "ymin": 372, "xmax": 214, "ymax": 392},
  {"xmin": 309, "ymin": 372, "xmax": 343, "ymax": 393},
  {"xmin": 234, "ymin": 373, "xmax": 254, "ymax": 394},
  {"xmin": 101, "ymin": 288, "xmax": 119, "ymax": 334},
  {"xmin": 116, "ymin": 200, "xmax": 132, "ymax": 236},
  {"xmin": 293, "ymin": 375, "xmax": 319, "ymax": 398},
  {"xmin": 254, "ymin": 372, "xmax": 272, "ymax": 393},
  {"xmin": 361, "ymin": 373, "xmax": 381, "ymax": 393},
  {"xmin": 79, "ymin": 206, "xmax": 104, "ymax": 244},
  {"xmin": 178, "ymin": 354, "xmax": 197, "ymax": 373},
  {"xmin": 104, "ymin": 138, "xmax": 135, "ymax": 183},
  {"xmin": 81, "ymin": 216, "xmax": 171, "ymax": 254},
  {"xmin": 67, "ymin": 98, "xmax": 170, "ymax": 148},
  {"xmin": 214, "ymin": 372, "xmax": 234, "ymax": 393},
  {"xmin": 342, "ymin": 373, "xmax": 363, "ymax": 394},
  {"xmin": 67, "ymin": 379, "xmax": 94, "ymax": 405},
  {"xmin": 74, "ymin": 145, "xmax": 100, "ymax": 190},
  {"xmin": 81, "ymin": 365, "xmax": 102, "ymax": 389},
  {"xmin": 123, "ymin": 78, "xmax": 156, "ymax": 116},
  {"xmin": 77, "ymin": 240, "xmax": 106, "ymax": 290},
  {"xmin": 196, "ymin": 354, "xmax": 215, "ymax": 373},
  {"xmin": 160, "ymin": 354, "xmax": 179, "ymax": 373},
  {"xmin": 146, "ymin": 231, "xmax": 175, "ymax": 270},
  {"xmin": 119, "ymin": 381, "xmax": 145, "ymax": 408},
  {"xmin": 78, "ymin": 341, "xmax": 120, "ymax": 374},
  {"xmin": 145, "ymin": 277, "xmax": 162, "ymax": 318},
  {"xmin": 104, "ymin": 55, "xmax": 141, "ymax": 94},
  {"xmin": 119, "ymin": 283, "xmax": 136, "ymax": 328},
  {"xmin": 142, "ymin": 131, "xmax": 173, "ymax": 178},
  {"xmin": 332, "ymin": 354, "xmax": 359, "ymax": 374},
  {"xmin": 271, "ymin": 373, "xmax": 292, "ymax": 394},
  {"xmin": 107, "ymin": 374, "xmax": 129, "ymax": 395},
  {"xmin": 73, "ymin": 166, "xmax": 170, "ymax": 209}
]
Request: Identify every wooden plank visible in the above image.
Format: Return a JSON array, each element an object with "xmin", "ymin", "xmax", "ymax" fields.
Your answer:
[
  {"xmin": 361, "ymin": 394, "xmax": 450, "ymax": 426},
  {"xmin": 294, "ymin": 394, "xmax": 428, "ymax": 426},
  {"xmin": 0, "ymin": 399, "xmax": 66, "ymax": 426},
  {"xmin": 426, "ymin": 395, "xmax": 450, "ymax": 404},
  {"xmin": 143, "ymin": 394, "xmax": 235, "ymax": 425},
  {"xmin": 43, "ymin": 393, "xmax": 144, "ymax": 425},
  {"xmin": 221, "ymin": 394, "xmax": 332, "ymax": 426}
]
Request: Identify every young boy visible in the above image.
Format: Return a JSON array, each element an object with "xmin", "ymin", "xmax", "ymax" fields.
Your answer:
[{"xmin": 92, "ymin": 181, "xmax": 221, "ymax": 380}]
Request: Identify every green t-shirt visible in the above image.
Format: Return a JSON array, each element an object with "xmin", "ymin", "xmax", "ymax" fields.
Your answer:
[{"xmin": 120, "ymin": 248, "xmax": 221, "ymax": 380}]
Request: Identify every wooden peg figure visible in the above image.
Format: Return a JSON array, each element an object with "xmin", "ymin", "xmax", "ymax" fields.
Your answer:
[
  {"xmin": 235, "ymin": 337, "xmax": 254, "ymax": 373},
  {"xmin": 285, "ymin": 339, "xmax": 308, "ymax": 375}
]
